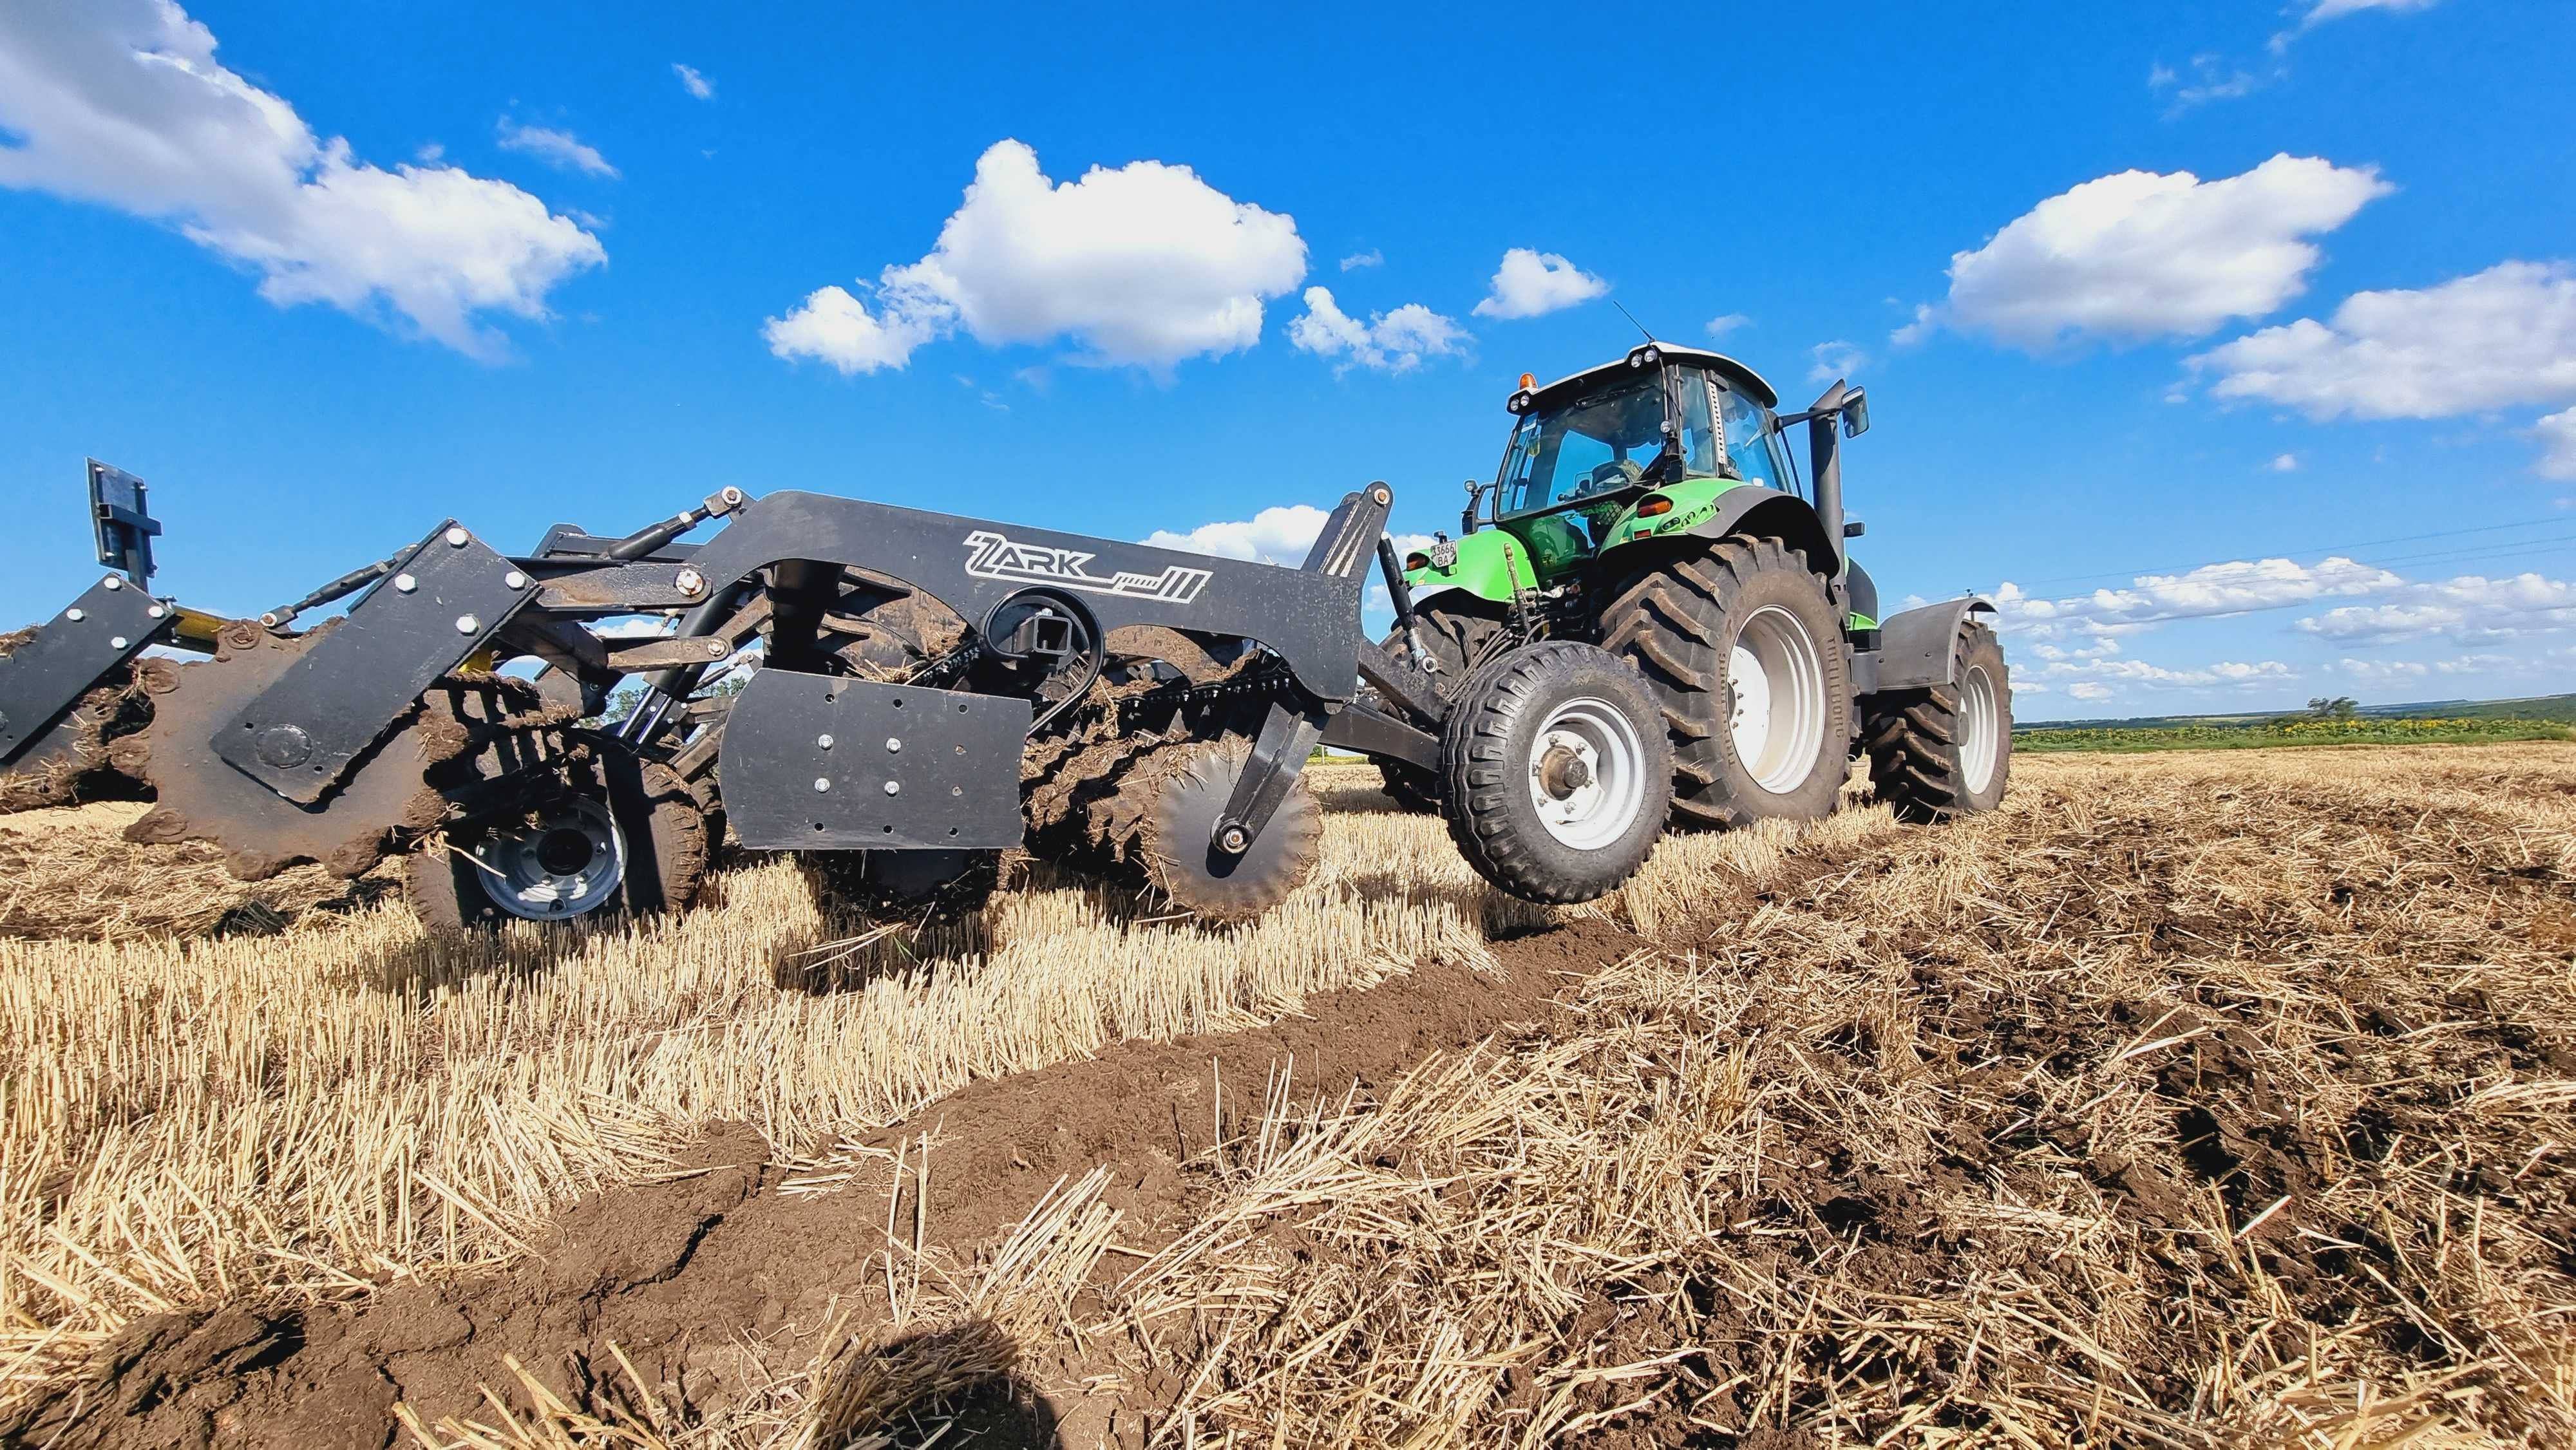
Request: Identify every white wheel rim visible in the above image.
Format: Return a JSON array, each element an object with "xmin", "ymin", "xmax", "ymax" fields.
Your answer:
[
  {"xmin": 1727, "ymin": 605, "xmax": 1827, "ymax": 795},
  {"xmin": 1960, "ymin": 664, "xmax": 2001, "ymax": 795},
  {"xmin": 1525, "ymin": 695, "xmax": 1650, "ymax": 851},
  {"xmin": 471, "ymin": 795, "xmax": 628, "ymax": 920}
]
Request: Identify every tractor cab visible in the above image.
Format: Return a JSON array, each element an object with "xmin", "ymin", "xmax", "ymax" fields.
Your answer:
[{"xmin": 1406, "ymin": 344, "xmax": 1806, "ymax": 596}]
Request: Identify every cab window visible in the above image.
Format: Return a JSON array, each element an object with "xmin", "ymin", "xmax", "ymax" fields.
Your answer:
[{"xmin": 1714, "ymin": 384, "xmax": 1788, "ymax": 493}]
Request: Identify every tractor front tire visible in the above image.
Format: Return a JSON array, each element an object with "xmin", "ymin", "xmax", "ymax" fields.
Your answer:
[
  {"xmin": 1372, "ymin": 594, "xmax": 1508, "ymax": 812},
  {"xmin": 1437, "ymin": 641, "xmax": 1671, "ymax": 905},
  {"xmin": 1603, "ymin": 536, "xmax": 1853, "ymax": 829},
  {"xmin": 1864, "ymin": 622, "xmax": 2012, "ymax": 822}
]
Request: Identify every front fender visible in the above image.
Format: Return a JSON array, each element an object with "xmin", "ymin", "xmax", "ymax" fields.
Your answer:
[
  {"xmin": 1601, "ymin": 483, "xmax": 1839, "ymax": 575},
  {"xmin": 1874, "ymin": 597, "xmax": 1996, "ymax": 692},
  {"xmin": 1403, "ymin": 529, "xmax": 1532, "ymax": 605}
]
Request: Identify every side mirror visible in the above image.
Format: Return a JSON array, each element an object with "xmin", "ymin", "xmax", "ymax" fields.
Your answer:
[{"xmin": 1840, "ymin": 387, "xmax": 1870, "ymax": 439}]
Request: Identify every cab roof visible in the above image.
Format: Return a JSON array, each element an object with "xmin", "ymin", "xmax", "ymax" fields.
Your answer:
[{"xmin": 1520, "ymin": 344, "xmax": 1781, "ymax": 412}]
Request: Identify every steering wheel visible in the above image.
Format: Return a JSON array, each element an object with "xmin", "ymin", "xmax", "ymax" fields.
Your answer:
[{"xmin": 1579, "ymin": 459, "xmax": 1644, "ymax": 495}]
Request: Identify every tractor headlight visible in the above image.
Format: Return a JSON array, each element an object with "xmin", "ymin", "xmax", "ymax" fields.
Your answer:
[
  {"xmin": 1635, "ymin": 494, "xmax": 1673, "ymax": 518},
  {"xmin": 1403, "ymin": 551, "xmax": 1431, "ymax": 572}
]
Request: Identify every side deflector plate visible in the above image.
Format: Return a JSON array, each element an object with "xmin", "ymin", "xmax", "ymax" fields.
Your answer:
[{"xmin": 721, "ymin": 669, "xmax": 1031, "ymax": 851}]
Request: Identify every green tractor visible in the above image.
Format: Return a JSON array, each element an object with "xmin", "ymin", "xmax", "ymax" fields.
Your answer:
[{"xmin": 1378, "ymin": 343, "xmax": 2010, "ymax": 836}]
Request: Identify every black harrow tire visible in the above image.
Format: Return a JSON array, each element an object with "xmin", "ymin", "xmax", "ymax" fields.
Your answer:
[
  {"xmin": 1865, "ymin": 622, "xmax": 2012, "ymax": 822},
  {"xmin": 1371, "ymin": 594, "xmax": 1508, "ymax": 811},
  {"xmin": 1437, "ymin": 641, "xmax": 1672, "ymax": 905},
  {"xmin": 1602, "ymin": 536, "xmax": 1854, "ymax": 829},
  {"xmin": 406, "ymin": 757, "xmax": 708, "ymax": 931}
]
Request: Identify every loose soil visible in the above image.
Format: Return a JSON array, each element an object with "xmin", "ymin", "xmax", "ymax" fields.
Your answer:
[{"xmin": 13, "ymin": 919, "xmax": 1649, "ymax": 1450}]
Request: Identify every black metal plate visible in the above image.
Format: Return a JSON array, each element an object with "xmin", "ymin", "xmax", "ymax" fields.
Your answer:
[
  {"xmin": 88, "ymin": 460, "xmax": 160, "ymax": 584},
  {"xmin": 0, "ymin": 574, "xmax": 168, "ymax": 767},
  {"xmin": 212, "ymin": 524, "xmax": 535, "ymax": 802},
  {"xmin": 721, "ymin": 668, "xmax": 1030, "ymax": 851},
  {"xmin": 675, "ymin": 487, "xmax": 1387, "ymax": 706}
]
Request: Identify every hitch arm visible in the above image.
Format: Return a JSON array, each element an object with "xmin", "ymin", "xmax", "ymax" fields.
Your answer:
[{"xmin": 1209, "ymin": 696, "xmax": 1327, "ymax": 858}]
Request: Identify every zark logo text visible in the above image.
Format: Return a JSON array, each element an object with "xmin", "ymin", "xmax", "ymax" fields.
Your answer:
[{"xmin": 961, "ymin": 531, "xmax": 1212, "ymax": 603}]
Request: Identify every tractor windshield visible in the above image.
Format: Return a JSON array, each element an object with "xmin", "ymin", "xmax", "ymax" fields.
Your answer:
[{"xmin": 1495, "ymin": 374, "xmax": 1669, "ymax": 518}]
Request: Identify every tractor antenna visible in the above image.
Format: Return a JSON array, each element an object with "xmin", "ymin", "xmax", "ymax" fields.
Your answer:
[{"xmin": 1613, "ymin": 301, "xmax": 1657, "ymax": 344}]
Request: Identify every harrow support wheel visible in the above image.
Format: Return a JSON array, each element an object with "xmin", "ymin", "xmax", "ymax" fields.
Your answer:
[
  {"xmin": 406, "ymin": 754, "xmax": 708, "ymax": 930},
  {"xmin": 1865, "ymin": 622, "xmax": 2012, "ymax": 822},
  {"xmin": 1437, "ymin": 641, "xmax": 1671, "ymax": 905}
]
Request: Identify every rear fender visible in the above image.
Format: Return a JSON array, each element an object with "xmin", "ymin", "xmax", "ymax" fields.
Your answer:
[{"xmin": 1874, "ymin": 598, "xmax": 1996, "ymax": 692}]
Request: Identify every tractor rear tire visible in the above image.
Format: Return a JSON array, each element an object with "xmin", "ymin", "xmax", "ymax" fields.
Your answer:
[
  {"xmin": 1603, "ymin": 536, "xmax": 1853, "ymax": 829},
  {"xmin": 1372, "ymin": 594, "xmax": 1508, "ymax": 812},
  {"xmin": 1864, "ymin": 622, "xmax": 2012, "ymax": 821},
  {"xmin": 1437, "ymin": 641, "xmax": 1671, "ymax": 905}
]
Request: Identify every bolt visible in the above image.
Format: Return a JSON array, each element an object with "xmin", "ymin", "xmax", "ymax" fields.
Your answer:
[
  {"xmin": 102, "ymin": 576, "xmax": 122, "ymax": 591},
  {"xmin": 676, "ymin": 567, "xmax": 706, "ymax": 597},
  {"xmin": 65, "ymin": 608, "xmax": 84, "ymax": 622},
  {"xmin": 111, "ymin": 636, "xmax": 128, "ymax": 649},
  {"xmin": 814, "ymin": 777, "xmax": 833, "ymax": 792},
  {"xmin": 884, "ymin": 736, "xmax": 902, "ymax": 753},
  {"xmin": 1219, "ymin": 825, "xmax": 1249, "ymax": 854},
  {"xmin": 394, "ymin": 574, "xmax": 417, "ymax": 593},
  {"xmin": 883, "ymin": 780, "xmax": 900, "ymax": 796},
  {"xmin": 504, "ymin": 570, "xmax": 527, "ymax": 589},
  {"xmin": 446, "ymin": 527, "xmax": 470, "ymax": 547},
  {"xmin": 455, "ymin": 614, "xmax": 480, "ymax": 634},
  {"xmin": 254, "ymin": 724, "xmax": 312, "ymax": 769},
  {"xmin": 147, "ymin": 605, "xmax": 166, "ymax": 619},
  {"xmin": 817, "ymin": 733, "xmax": 835, "ymax": 749},
  {"xmin": 706, "ymin": 640, "xmax": 726, "ymax": 657}
]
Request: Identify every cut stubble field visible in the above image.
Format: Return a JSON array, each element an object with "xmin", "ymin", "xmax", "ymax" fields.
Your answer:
[{"xmin": 1, "ymin": 745, "xmax": 2571, "ymax": 1448}]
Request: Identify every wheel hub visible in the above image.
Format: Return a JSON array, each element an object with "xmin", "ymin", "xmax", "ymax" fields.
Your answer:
[
  {"xmin": 1524, "ymin": 702, "xmax": 1647, "ymax": 851},
  {"xmin": 1535, "ymin": 739, "xmax": 1594, "ymax": 799},
  {"xmin": 468, "ymin": 795, "xmax": 626, "ymax": 919},
  {"xmin": 1726, "ymin": 605, "xmax": 1828, "ymax": 795}
]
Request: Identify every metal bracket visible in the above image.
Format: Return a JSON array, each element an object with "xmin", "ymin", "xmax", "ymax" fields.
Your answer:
[
  {"xmin": 88, "ymin": 460, "xmax": 160, "ymax": 585},
  {"xmin": 0, "ymin": 574, "xmax": 171, "ymax": 768},
  {"xmin": 1319, "ymin": 699, "xmax": 1439, "ymax": 771},
  {"xmin": 604, "ymin": 636, "xmax": 736, "ymax": 671},
  {"xmin": 213, "ymin": 523, "xmax": 536, "ymax": 802},
  {"xmin": 1210, "ymin": 696, "xmax": 1328, "ymax": 856},
  {"xmin": 719, "ymin": 669, "xmax": 1030, "ymax": 850}
]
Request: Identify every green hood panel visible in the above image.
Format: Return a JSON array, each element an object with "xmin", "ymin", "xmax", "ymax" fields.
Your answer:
[{"xmin": 1403, "ymin": 529, "xmax": 1534, "ymax": 605}]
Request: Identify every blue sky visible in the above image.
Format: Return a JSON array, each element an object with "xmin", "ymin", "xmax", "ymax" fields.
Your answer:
[{"xmin": 3, "ymin": 0, "xmax": 2572, "ymax": 718}]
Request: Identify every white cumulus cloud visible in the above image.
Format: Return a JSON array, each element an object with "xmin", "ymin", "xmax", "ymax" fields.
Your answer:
[
  {"xmin": 1143, "ymin": 506, "xmax": 1434, "ymax": 572},
  {"xmin": 672, "ymin": 63, "xmax": 714, "ymax": 100},
  {"xmin": 2188, "ymin": 261, "xmax": 2576, "ymax": 422},
  {"xmin": 1705, "ymin": 312, "xmax": 1751, "ymax": 339},
  {"xmin": 1287, "ymin": 287, "xmax": 1467, "ymax": 374},
  {"xmin": 1994, "ymin": 555, "xmax": 2405, "ymax": 632},
  {"xmin": 2301, "ymin": 0, "xmax": 2443, "ymax": 27},
  {"xmin": 2295, "ymin": 572, "xmax": 2576, "ymax": 644},
  {"xmin": 1902, "ymin": 155, "xmax": 2390, "ymax": 351},
  {"xmin": 2538, "ymin": 408, "xmax": 2576, "ymax": 481},
  {"xmin": 1472, "ymin": 248, "xmax": 1608, "ymax": 320},
  {"xmin": 0, "ymin": 0, "xmax": 606, "ymax": 360},
  {"xmin": 1808, "ymin": 340, "xmax": 1867, "ymax": 385},
  {"xmin": 767, "ymin": 139, "xmax": 1307, "ymax": 375},
  {"xmin": 1340, "ymin": 249, "xmax": 1381, "ymax": 271},
  {"xmin": 497, "ymin": 120, "xmax": 617, "ymax": 178}
]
